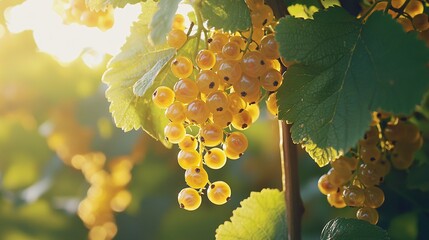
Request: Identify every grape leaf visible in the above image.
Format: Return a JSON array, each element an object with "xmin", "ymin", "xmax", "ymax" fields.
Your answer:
[
  {"xmin": 275, "ymin": 7, "xmax": 429, "ymax": 166},
  {"xmin": 287, "ymin": 4, "xmax": 319, "ymax": 19},
  {"xmin": 201, "ymin": 0, "xmax": 251, "ymax": 32},
  {"xmin": 148, "ymin": 0, "xmax": 181, "ymax": 45},
  {"xmin": 215, "ymin": 189, "xmax": 287, "ymax": 240},
  {"xmin": 103, "ymin": 2, "xmax": 173, "ymax": 146},
  {"xmin": 321, "ymin": 218, "xmax": 390, "ymax": 240},
  {"xmin": 86, "ymin": 0, "xmax": 141, "ymax": 11}
]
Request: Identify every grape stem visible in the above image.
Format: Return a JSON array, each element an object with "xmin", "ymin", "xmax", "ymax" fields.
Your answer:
[{"xmin": 279, "ymin": 121, "xmax": 304, "ymax": 240}]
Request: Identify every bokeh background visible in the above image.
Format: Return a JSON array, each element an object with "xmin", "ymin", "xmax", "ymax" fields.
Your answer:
[{"xmin": 1, "ymin": 0, "xmax": 428, "ymax": 239}]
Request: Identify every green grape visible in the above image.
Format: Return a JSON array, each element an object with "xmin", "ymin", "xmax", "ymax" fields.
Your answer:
[
  {"xmin": 185, "ymin": 167, "xmax": 209, "ymax": 189},
  {"xmin": 246, "ymin": 104, "xmax": 260, "ymax": 123},
  {"xmin": 357, "ymin": 164, "xmax": 382, "ymax": 187},
  {"xmin": 178, "ymin": 149, "xmax": 200, "ymax": 169},
  {"xmin": 152, "ymin": 86, "xmax": 175, "ymax": 108},
  {"xmin": 222, "ymin": 42, "xmax": 242, "ymax": 60},
  {"xmin": 171, "ymin": 56, "xmax": 194, "ymax": 79},
  {"xmin": 231, "ymin": 109, "xmax": 253, "ymax": 130},
  {"xmin": 228, "ymin": 92, "xmax": 247, "ymax": 114},
  {"xmin": 250, "ymin": 4, "xmax": 274, "ymax": 28},
  {"xmin": 173, "ymin": 78, "xmax": 199, "ymax": 104},
  {"xmin": 261, "ymin": 69, "xmax": 282, "ymax": 91},
  {"xmin": 318, "ymin": 174, "xmax": 339, "ymax": 195},
  {"xmin": 178, "ymin": 134, "xmax": 198, "ymax": 150},
  {"xmin": 212, "ymin": 110, "xmax": 233, "ymax": 128},
  {"xmin": 327, "ymin": 168, "xmax": 352, "ymax": 186},
  {"xmin": 206, "ymin": 90, "xmax": 229, "ymax": 115},
  {"xmin": 223, "ymin": 145, "xmax": 241, "ymax": 160},
  {"xmin": 178, "ymin": 188, "xmax": 201, "ymax": 211},
  {"xmin": 373, "ymin": 159, "xmax": 391, "ymax": 177},
  {"xmin": 228, "ymin": 35, "xmax": 246, "ymax": 50},
  {"xmin": 401, "ymin": 122, "xmax": 421, "ymax": 143},
  {"xmin": 233, "ymin": 74, "xmax": 261, "ymax": 104},
  {"xmin": 356, "ymin": 207, "xmax": 379, "ymax": 224},
  {"xmin": 80, "ymin": 11, "xmax": 98, "ymax": 27},
  {"xmin": 172, "ymin": 14, "xmax": 185, "ymax": 30},
  {"xmin": 207, "ymin": 181, "xmax": 231, "ymax": 205},
  {"xmin": 217, "ymin": 59, "xmax": 242, "ymax": 85},
  {"xmin": 413, "ymin": 13, "xmax": 429, "ymax": 31},
  {"xmin": 343, "ymin": 186, "xmax": 365, "ymax": 207},
  {"xmin": 260, "ymin": 34, "xmax": 280, "ymax": 60},
  {"xmin": 391, "ymin": 145, "xmax": 415, "ymax": 170},
  {"xmin": 364, "ymin": 186, "xmax": 385, "ymax": 208},
  {"xmin": 204, "ymin": 148, "xmax": 227, "ymax": 169},
  {"xmin": 164, "ymin": 122, "xmax": 186, "ymax": 144},
  {"xmin": 167, "ymin": 29, "xmax": 187, "ymax": 49},
  {"xmin": 186, "ymin": 99, "xmax": 210, "ymax": 124},
  {"xmin": 327, "ymin": 190, "xmax": 347, "ymax": 208},
  {"xmin": 165, "ymin": 101, "xmax": 186, "ymax": 123},
  {"xmin": 360, "ymin": 145, "xmax": 381, "ymax": 164},
  {"xmin": 245, "ymin": 0, "xmax": 264, "ymax": 11},
  {"xmin": 405, "ymin": 0, "xmax": 424, "ymax": 17},
  {"xmin": 223, "ymin": 132, "xmax": 248, "ymax": 156},
  {"xmin": 209, "ymin": 33, "xmax": 228, "ymax": 53},
  {"xmin": 98, "ymin": 14, "xmax": 114, "ymax": 31},
  {"xmin": 241, "ymin": 51, "xmax": 267, "ymax": 78},
  {"xmin": 269, "ymin": 59, "xmax": 281, "ymax": 71},
  {"xmin": 331, "ymin": 156, "xmax": 359, "ymax": 172},
  {"xmin": 199, "ymin": 123, "xmax": 224, "ymax": 147},
  {"xmin": 360, "ymin": 126, "xmax": 379, "ymax": 146},
  {"xmin": 266, "ymin": 92, "xmax": 278, "ymax": 116},
  {"xmin": 196, "ymin": 70, "xmax": 220, "ymax": 94},
  {"xmin": 196, "ymin": 49, "xmax": 216, "ymax": 70}
]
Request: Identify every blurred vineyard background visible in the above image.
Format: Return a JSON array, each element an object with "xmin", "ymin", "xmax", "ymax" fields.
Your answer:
[{"xmin": 1, "ymin": 0, "xmax": 429, "ymax": 239}]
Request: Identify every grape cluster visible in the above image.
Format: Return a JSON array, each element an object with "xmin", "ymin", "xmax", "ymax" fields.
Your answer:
[
  {"xmin": 44, "ymin": 106, "xmax": 137, "ymax": 240},
  {"xmin": 365, "ymin": 0, "xmax": 429, "ymax": 46},
  {"xmin": 54, "ymin": 0, "xmax": 114, "ymax": 31},
  {"xmin": 318, "ymin": 112, "xmax": 423, "ymax": 224},
  {"xmin": 73, "ymin": 153, "xmax": 134, "ymax": 240},
  {"xmin": 152, "ymin": 1, "xmax": 283, "ymax": 210}
]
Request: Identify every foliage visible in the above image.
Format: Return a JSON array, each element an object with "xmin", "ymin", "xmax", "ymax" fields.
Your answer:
[
  {"xmin": 321, "ymin": 218, "xmax": 390, "ymax": 240},
  {"xmin": 200, "ymin": 0, "xmax": 251, "ymax": 32},
  {"xmin": 216, "ymin": 189, "xmax": 286, "ymax": 240},
  {"xmin": 2, "ymin": 0, "xmax": 429, "ymax": 239},
  {"xmin": 275, "ymin": 7, "xmax": 429, "ymax": 166}
]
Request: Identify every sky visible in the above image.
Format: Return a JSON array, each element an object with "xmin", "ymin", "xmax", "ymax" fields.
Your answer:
[{"xmin": 5, "ymin": 0, "xmax": 141, "ymax": 66}]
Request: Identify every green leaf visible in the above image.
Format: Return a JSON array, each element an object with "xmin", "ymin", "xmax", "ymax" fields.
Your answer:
[
  {"xmin": 215, "ymin": 189, "xmax": 286, "ymax": 240},
  {"xmin": 287, "ymin": 4, "xmax": 319, "ymax": 19},
  {"xmin": 321, "ymin": 218, "xmax": 390, "ymax": 240},
  {"xmin": 102, "ymin": 2, "xmax": 173, "ymax": 146},
  {"xmin": 275, "ymin": 7, "xmax": 429, "ymax": 166},
  {"xmin": 148, "ymin": 0, "xmax": 182, "ymax": 45},
  {"xmin": 201, "ymin": 0, "xmax": 251, "ymax": 32},
  {"xmin": 86, "ymin": 0, "xmax": 141, "ymax": 11},
  {"xmin": 284, "ymin": 0, "xmax": 322, "ymax": 8},
  {"xmin": 103, "ymin": 1, "xmax": 203, "ymax": 146},
  {"xmin": 132, "ymin": 49, "xmax": 175, "ymax": 96}
]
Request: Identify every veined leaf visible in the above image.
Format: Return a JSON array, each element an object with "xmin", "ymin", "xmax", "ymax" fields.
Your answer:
[
  {"xmin": 132, "ymin": 49, "xmax": 175, "ymax": 97},
  {"xmin": 149, "ymin": 0, "xmax": 182, "ymax": 45},
  {"xmin": 321, "ymin": 218, "xmax": 390, "ymax": 240},
  {"xmin": 86, "ymin": 0, "xmax": 141, "ymax": 11},
  {"xmin": 275, "ymin": 7, "xmax": 429, "ymax": 166},
  {"xmin": 215, "ymin": 189, "xmax": 286, "ymax": 240},
  {"xmin": 287, "ymin": 4, "xmax": 319, "ymax": 19},
  {"xmin": 201, "ymin": 0, "xmax": 251, "ymax": 32},
  {"xmin": 102, "ymin": 2, "xmax": 173, "ymax": 146}
]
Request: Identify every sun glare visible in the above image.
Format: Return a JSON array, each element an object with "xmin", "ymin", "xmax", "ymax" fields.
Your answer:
[{"xmin": 5, "ymin": 0, "xmax": 141, "ymax": 65}]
